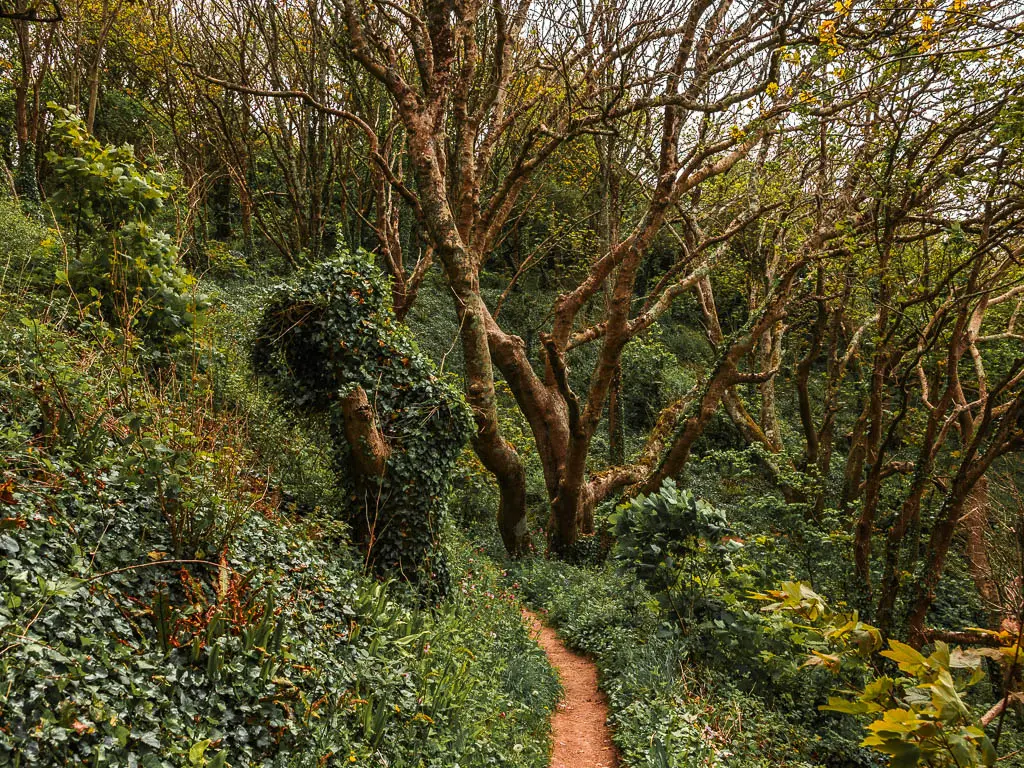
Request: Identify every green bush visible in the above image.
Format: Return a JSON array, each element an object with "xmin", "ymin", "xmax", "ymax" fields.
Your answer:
[
  {"xmin": 44, "ymin": 106, "xmax": 200, "ymax": 348},
  {"xmin": 610, "ymin": 479, "xmax": 739, "ymax": 629}
]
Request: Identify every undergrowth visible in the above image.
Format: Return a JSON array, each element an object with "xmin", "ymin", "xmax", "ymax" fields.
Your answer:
[
  {"xmin": 505, "ymin": 552, "xmax": 867, "ymax": 768},
  {"xmin": 0, "ymin": 249, "xmax": 558, "ymax": 767}
]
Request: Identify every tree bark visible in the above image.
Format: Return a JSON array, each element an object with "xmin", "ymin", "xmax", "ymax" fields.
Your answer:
[
  {"xmin": 608, "ymin": 365, "xmax": 625, "ymax": 465},
  {"xmin": 450, "ymin": 263, "xmax": 531, "ymax": 556},
  {"xmin": 962, "ymin": 476, "xmax": 1001, "ymax": 624},
  {"xmin": 796, "ymin": 268, "xmax": 827, "ymax": 468},
  {"xmin": 340, "ymin": 386, "xmax": 390, "ymax": 477}
]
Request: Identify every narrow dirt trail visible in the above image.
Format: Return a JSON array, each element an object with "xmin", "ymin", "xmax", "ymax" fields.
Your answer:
[{"xmin": 523, "ymin": 610, "xmax": 620, "ymax": 768}]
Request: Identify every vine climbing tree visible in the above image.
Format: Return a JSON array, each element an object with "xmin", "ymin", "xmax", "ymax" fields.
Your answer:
[{"xmin": 254, "ymin": 251, "xmax": 472, "ymax": 589}]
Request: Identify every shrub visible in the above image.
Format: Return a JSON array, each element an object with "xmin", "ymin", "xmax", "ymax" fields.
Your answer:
[
  {"xmin": 611, "ymin": 479, "xmax": 740, "ymax": 629},
  {"xmin": 44, "ymin": 106, "xmax": 199, "ymax": 348}
]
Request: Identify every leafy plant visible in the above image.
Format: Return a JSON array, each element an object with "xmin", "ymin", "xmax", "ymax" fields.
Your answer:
[
  {"xmin": 44, "ymin": 105, "xmax": 200, "ymax": 347},
  {"xmin": 611, "ymin": 479, "xmax": 740, "ymax": 629},
  {"xmin": 757, "ymin": 582, "xmax": 998, "ymax": 768},
  {"xmin": 827, "ymin": 641, "xmax": 994, "ymax": 768}
]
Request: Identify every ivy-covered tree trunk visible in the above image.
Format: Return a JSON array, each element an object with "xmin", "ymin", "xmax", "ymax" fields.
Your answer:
[{"xmin": 254, "ymin": 254, "xmax": 473, "ymax": 587}]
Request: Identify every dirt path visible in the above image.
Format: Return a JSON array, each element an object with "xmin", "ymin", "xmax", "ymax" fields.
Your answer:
[{"xmin": 523, "ymin": 610, "xmax": 620, "ymax": 768}]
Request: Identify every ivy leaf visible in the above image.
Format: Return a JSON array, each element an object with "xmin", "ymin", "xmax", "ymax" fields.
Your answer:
[{"xmin": 188, "ymin": 739, "xmax": 211, "ymax": 765}]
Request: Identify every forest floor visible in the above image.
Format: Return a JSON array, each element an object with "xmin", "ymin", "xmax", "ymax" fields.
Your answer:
[{"xmin": 523, "ymin": 610, "xmax": 620, "ymax": 768}]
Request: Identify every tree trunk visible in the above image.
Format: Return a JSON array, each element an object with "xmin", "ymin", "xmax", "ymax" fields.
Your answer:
[
  {"xmin": 397, "ymin": 107, "xmax": 532, "ymax": 555},
  {"xmin": 875, "ymin": 461, "xmax": 935, "ymax": 635},
  {"xmin": 853, "ymin": 351, "xmax": 889, "ymax": 586},
  {"xmin": 962, "ymin": 476, "xmax": 1001, "ymax": 625},
  {"xmin": 636, "ymin": 358, "xmax": 742, "ymax": 496},
  {"xmin": 840, "ymin": 403, "xmax": 870, "ymax": 514},
  {"xmin": 696, "ymin": 276, "xmax": 781, "ymax": 455},
  {"xmin": 758, "ymin": 322, "xmax": 785, "ymax": 452},
  {"xmin": 212, "ymin": 173, "xmax": 232, "ymax": 240},
  {"xmin": 13, "ymin": 20, "xmax": 36, "ymax": 198},
  {"xmin": 608, "ymin": 364, "xmax": 625, "ymax": 465},
  {"xmin": 452, "ymin": 268, "xmax": 531, "ymax": 556},
  {"xmin": 637, "ymin": 259, "xmax": 807, "ymax": 496},
  {"xmin": 340, "ymin": 386, "xmax": 390, "ymax": 478},
  {"xmin": 907, "ymin": 485, "xmax": 974, "ymax": 646},
  {"xmin": 796, "ymin": 268, "xmax": 827, "ymax": 469},
  {"xmin": 86, "ymin": 55, "xmax": 102, "ymax": 133}
]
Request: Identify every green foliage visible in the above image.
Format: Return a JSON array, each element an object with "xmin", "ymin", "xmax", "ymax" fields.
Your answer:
[
  {"xmin": 507, "ymin": 555, "xmax": 830, "ymax": 768},
  {"xmin": 684, "ymin": 448, "xmax": 853, "ymax": 595},
  {"xmin": 0, "ymin": 197, "xmax": 58, "ymax": 296},
  {"xmin": 751, "ymin": 581, "xmax": 883, "ymax": 670},
  {"xmin": 205, "ymin": 285, "xmax": 344, "ymax": 516},
  {"xmin": 44, "ymin": 106, "xmax": 199, "ymax": 347},
  {"xmin": 194, "ymin": 241, "xmax": 252, "ymax": 282},
  {"xmin": 620, "ymin": 326, "xmax": 694, "ymax": 433},
  {"xmin": 0, "ymin": 293, "xmax": 556, "ymax": 767},
  {"xmin": 611, "ymin": 479, "xmax": 740, "ymax": 628},
  {"xmin": 253, "ymin": 251, "xmax": 473, "ymax": 589},
  {"xmin": 759, "ymin": 583, "xmax": 997, "ymax": 768}
]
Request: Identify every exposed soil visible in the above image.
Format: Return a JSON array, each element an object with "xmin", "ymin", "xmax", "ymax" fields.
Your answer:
[{"xmin": 523, "ymin": 610, "xmax": 620, "ymax": 768}]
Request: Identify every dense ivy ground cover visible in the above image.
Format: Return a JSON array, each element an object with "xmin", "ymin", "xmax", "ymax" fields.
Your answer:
[{"xmin": 0, "ymin": 269, "xmax": 558, "ymax": 767}]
